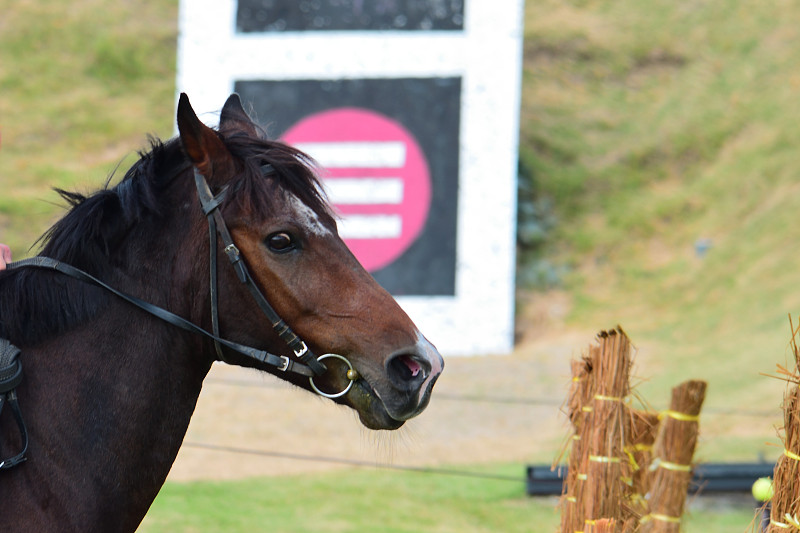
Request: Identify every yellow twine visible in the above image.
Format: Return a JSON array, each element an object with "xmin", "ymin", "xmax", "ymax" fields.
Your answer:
[
  {"xmin": 659, "ymin": 460, "xmax": 692, "ymax": 472},
  {"xmin": 594, "ymin": 394, "xmax": 622, "ymax": 402},
  {"xmin": 660, "ymin": 410, "xmax": 699, "ymax": 422},
  {"xmin": 783, "ymin": 514, "xmax": 800, "ymax": 529},
  {"xmin": 589, "ymin": 455, "xmax": 621, "ymax": 464},
  {"xmin": 649, "ymin": 513, "xmax": 681, "ymax": 524},
  {"xmin": 623, "ymin": 448, "xmax": 639, "ymax": 471},
  {"xmin": 585, "ymin": 519, "xmax": 596, "ymax": 526},
  {"xmin": 566, "ymin": 496, "xmax": 577, "ymax": 503},
  {"xmin": 784, "ymin": 449, "xmax": 800, "ymax": 462},
  {"xmin": 622, "ymin": 443, "xmax": 652, "ymax": 471},
  {"xmin": 649, "ymin": 458, "xmax": 691, "ymax": 472},
  {"xmin": 577, "ymin": 473, "xmax": 588, "ymax": 480},
  {"xmin": 770, "ymin": 518, "xmax": 791, "ymax": 529},
  {"xmin": 581, "ymin": 406, "xmax": 594, "ymax": 412}
]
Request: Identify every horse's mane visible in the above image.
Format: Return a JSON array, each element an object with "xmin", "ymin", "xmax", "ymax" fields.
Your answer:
[{"xmin": 0, "ymin": 121, "xmax": 332, "ymax": 347}]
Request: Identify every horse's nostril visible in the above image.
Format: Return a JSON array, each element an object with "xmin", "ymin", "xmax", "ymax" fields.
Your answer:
[
  {"xmin": 402, "ymin": 355, "xmax": 422, "ymax": 377},
  {"xmin": 387, "ymin": 353, "xmax": 427, "ymax": 387}
]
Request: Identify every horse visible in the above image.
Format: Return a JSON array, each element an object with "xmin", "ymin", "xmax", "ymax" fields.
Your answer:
[{"xmin": 0, "ymin": 93, "xmax": 444, "ymax": 532}]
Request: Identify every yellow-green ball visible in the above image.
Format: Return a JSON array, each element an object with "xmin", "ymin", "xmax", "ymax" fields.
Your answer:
[{"xmin": 752, "ymin": 477, "xmax": 774, "ymax": 501}]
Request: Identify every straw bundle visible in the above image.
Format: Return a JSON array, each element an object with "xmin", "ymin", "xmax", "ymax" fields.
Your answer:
[
  {"xmin": 585, "ymin": 518, "xmax": 617, "ymax": 533},
  {"xmin": 560, "ymin": 357, "xmax": 594, "ymax": 533},
  {"xmin": 640, "ymin": 380, "xmax": 707, "ymax": 533},
  {"xmin": 621, "ymin": 409, "xmax": 659, "ymax": 524},
  {"xmin": 555, "ymin": 327, "xmax": 709, "ymax": 533},
  {"xmin": 567, "ymin": 357, "xmax": 595, "ymax": 427},
  {"xmin": 768, "ymin": 386, "xmax": 800, "ymax": 532},
  {"xmin": 767, "ymin": 320, "xmax": 800, "ymax": 532},
  {"xmin": 580, "ymin": 328, "xmax": 633, "ymax": 529}
]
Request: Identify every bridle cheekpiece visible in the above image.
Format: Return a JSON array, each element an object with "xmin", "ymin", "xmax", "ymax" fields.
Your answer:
[{"xmin": 192, "ymin": 164, "xmax": 328, "ymax": 376}]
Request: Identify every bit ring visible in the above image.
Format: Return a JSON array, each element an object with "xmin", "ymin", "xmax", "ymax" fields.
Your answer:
[{"xmin": 309, "ymin": 353, "xmax": 358, "ymax": 399}]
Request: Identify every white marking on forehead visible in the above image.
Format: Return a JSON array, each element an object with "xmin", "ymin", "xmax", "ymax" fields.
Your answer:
[{"xmin": 288, "ymin": 194, "xmax": 332, "ymax": 237}]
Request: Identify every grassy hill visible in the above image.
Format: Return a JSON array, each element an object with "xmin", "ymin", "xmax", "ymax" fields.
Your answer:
[
  {"xmin": 520, "ymin": 0, "xmax": 800, "ymax": 446},
  {"xmin": 0, "ymin": 0, "xmax": 177, "ymax": 254},
  {"xmin": 2, "ymin": 0, "xmax": 800, "ymax": 461}
]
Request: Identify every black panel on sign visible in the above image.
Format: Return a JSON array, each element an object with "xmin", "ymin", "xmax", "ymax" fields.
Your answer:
[
  {"xmin": 237, "ymin": 0, "xmax": 465, "ymax": 33},
  {"xmin": 235, "ymin": 77, "xmax": 460, "ymax": 297}
]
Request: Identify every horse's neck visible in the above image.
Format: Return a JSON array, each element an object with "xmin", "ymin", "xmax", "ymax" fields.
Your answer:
[{"xmin": 4, "ymin": 299, "xmax": 212, "ymax": 532}]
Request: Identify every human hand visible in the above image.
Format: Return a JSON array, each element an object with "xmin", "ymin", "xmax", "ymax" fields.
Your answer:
[{"xmin": 0, "ymin": 243, "xmax": 11, "ymax": 270}]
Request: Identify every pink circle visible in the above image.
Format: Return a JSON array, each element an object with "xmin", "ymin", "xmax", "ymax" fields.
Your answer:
[{"xmin": 283, "ymin": 108, "xmax": 432, "ymax": 272}]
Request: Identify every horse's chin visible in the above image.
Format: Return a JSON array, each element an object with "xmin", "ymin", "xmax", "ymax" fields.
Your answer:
[{"xmin": 348, "ymin": 379, "xmax": 405, "ymax": 430}]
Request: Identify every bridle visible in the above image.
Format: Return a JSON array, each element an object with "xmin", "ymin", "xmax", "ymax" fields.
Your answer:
[
  {"xmin": 9, "ymin": 163, "xmax": 358, "ymax": 391},
  {"xmin": 192, "ymin": 163, "xmax": 356, "ymax": 398},
  {"xmin": 0, "ymin": 162, "xmax": 360, "ymax": 470},
  {"xmin": 194, "ymin": 164, "xmax": 327, "ymax": 376}
]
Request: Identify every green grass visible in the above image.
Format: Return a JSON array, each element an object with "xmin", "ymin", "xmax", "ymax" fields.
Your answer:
[
  {"xmin": 141, "ymin": 466, "xmax": 548, "ymax": 533},
  {"xmin": 139, "ymin": 466, "xmax": 758, "ymax": 533},
  {"xmin": 0, "ymin": 0, "xmax": 177, "ymax": 255}
]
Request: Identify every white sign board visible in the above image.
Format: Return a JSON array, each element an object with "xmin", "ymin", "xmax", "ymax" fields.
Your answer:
[{"xmin": 177, "ymin": 0, "xmax": 524, "ymax": 356}]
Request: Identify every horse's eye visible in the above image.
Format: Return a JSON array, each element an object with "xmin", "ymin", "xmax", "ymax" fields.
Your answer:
[{"xmin": 266, "ymin": 232, "xmax": 296, "ymax": 253}]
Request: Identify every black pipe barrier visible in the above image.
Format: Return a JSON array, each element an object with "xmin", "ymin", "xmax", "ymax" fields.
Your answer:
[{"xmin": 526, "ymin": 462, "xmax": 775, "ymax": 496}]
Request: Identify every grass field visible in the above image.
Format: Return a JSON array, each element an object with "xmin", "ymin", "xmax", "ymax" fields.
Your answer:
[
  {"xmin": 2, "ymin": 0, "xmax": 799, "ymax": 530},
  {"xmin": 138, "ymin": 466, "xmax": 758, "ymax": 533}
]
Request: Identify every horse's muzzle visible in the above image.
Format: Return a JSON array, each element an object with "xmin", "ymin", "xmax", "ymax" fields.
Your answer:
[{"xmin": 379, "ymin": 334, "xmax": 444, "ymax": 422}]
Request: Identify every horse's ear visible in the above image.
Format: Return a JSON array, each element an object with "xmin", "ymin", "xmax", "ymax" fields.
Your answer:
[
  {"xmin": 220, "ymin": 93, "xmax": 259, "ymax": 137},
  {"xmin": 177, "ymin": 93, "xmax": 233, "ymax": 178}
]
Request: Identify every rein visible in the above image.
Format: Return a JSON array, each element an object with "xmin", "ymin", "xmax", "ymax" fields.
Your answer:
[
  {"xmin": 3, "ymin": 164, "xmax": 328, "ymax": 378},
  {"xmin": 5, "ymin": 256, "xmax": 317, "ymax": 377}
]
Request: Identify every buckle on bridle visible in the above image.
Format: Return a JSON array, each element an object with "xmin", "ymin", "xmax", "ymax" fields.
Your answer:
[
  {"xmin": 278, "ymin": 355, "xmax": 290, "ymax": 372},
  {"xmin": 224, "ymin": 243, "xmax": 239, "ymax": 260},
  {"xmin": 293, "ymin": 341, "xmax": 309, "ymax": 358}
]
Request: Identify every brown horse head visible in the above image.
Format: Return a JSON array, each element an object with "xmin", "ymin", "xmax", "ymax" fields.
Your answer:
[{"xmin": 177, "ymin": 93, "xmax": 443, "ymax": 429}]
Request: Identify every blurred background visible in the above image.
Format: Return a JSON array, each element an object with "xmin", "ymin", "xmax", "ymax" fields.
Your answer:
[{"xmin": 2, "ymin": 1, "xmax": 799, "ymax": 531}]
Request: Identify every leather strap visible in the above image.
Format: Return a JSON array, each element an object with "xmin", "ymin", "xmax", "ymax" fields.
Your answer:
[
  {"xmin": 0, "ymin": 161, "xmax": 338, "ymax": 472},
  {"xmin": 193, "ymin": 167, "xmax": 327, "ymax": 376},
  {"xmin": 0, "ymin": 339, "xmax": 27, "ymax": 470},
  {"xmin": 6, "ymin": 258, "xmax": 315, "ymax": 378},
  {"xmin": 0, "ymin": 339, "xmax": 22, "ymax": 393},
  {"xmin": 208, "ymin": 204, "xmax": 226, "ymax": 361}
]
